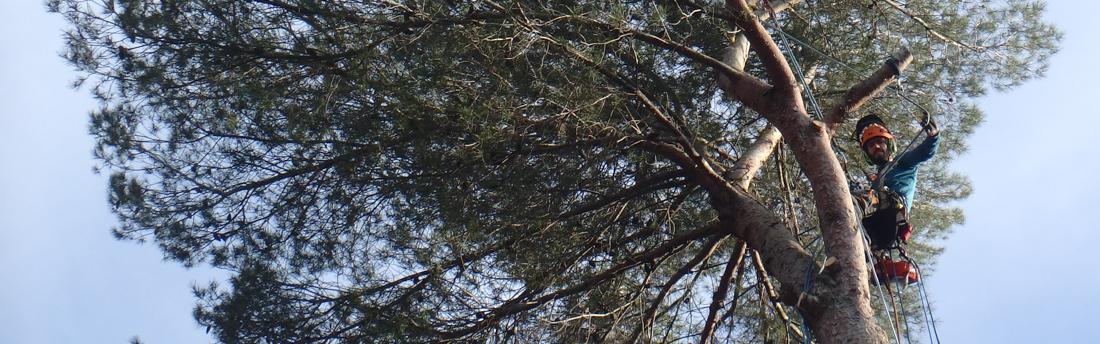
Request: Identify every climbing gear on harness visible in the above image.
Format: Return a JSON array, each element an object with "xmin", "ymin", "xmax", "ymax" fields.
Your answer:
[
  {"xmin": 874, "ymin": 256, "xmax": 919, "ymax": 286},
  {"xmin": 858, "ymin": 181, "xmax": 912, "ymax": 251}
]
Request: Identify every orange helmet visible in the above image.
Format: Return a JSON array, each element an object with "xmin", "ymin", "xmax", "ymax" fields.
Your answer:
[
  {"xmin": 855, "ymin": 114, "xmax": 895, "ymax": 149},
  {"xmin": 860, "ymin": 123, "xmax": 895, "ymax": 147}
]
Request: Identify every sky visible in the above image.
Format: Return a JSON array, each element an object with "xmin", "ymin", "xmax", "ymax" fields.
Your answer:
[
  {"xmin": 1, "ymin": 1, "xmax": 1096, "ymax": 343},
  {"xmin": 933, "ymin": 1, "xmax": 1100, "ymax": 342},
  {"xmin": 0, "ymin": 2, "xmax": 222, "ymax": 343}
]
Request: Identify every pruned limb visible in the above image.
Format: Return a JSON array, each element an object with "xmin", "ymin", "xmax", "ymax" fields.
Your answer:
[
  {"xmin": 716, "ymin": 0, "xmax": 802, "ymax": 87},
  {"xmin": 717, "ymin": 33, "xmax": 752, "ymax": 93},
  {"xmin": 719, "ymin": 30, "xmax": 784, "ymax": 191},
  {"xmin": 678, "ymin": 0, "xmax": 804, "ymax": 98},
  {"xmin": 823, "ymin": 48, "xmax": 914, "ymax": 132},
  {"xmin": 757, "ymin": 0, "xmax": 804, "ymax": 17}
]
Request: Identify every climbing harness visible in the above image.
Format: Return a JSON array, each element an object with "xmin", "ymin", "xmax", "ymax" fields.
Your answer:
[{"xmin": 857, "ymin": 179, "xmax": 913, "ymax": 251}]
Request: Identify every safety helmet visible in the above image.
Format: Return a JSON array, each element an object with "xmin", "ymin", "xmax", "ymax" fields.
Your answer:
[{"xmin": 855, "ymin": 114, "xmax": 895, "ymax": 151}]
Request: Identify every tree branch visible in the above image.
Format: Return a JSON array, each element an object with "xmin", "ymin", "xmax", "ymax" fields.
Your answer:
[
  {"xmin": 635, "ymin": 141, "xmax": 729, "ymax": 196},
  {"xmin": 554, "ymin": 169, "xmax": 689, "ymax": 220},
  {"xmin": 438, "ymin": 221, "xmax": 722, "ymax": 340},
  {"xmin": 751, "ymin": 250, "xmax": 805, "ymax": 342},
  {"xmin": 564, "ymin": 15, "xmax": 773, "ymax": 113},
  {"xmin": 699, "ymin": 241, "xmax": 748, "ymax": 344},
  {"xmin": 671, "ymin": 0, "xmax": 802, "ymax": 26},
  {"xmin": 727, "ymin": 126, "xmax": 781, "ymax": 189},
  {"xmin": 719, "ymin": 0, "xmax": 806, "ymax": 190},
  {"xmin": 725, "ymin": 0, "xmax": 800, "ymax": 99},
  {"xmin": 630, "ymin": 235, "xmax": 727, "ymax": 343},
  {"xmin": 880, "ymin": 0, "xmax": 983, "ymax": 52},
  {"xmin": 823, "ymin": 48, "xmax": 914, "ymax": 132},
  {"xmin": 635, "ymin": 139, "xmax": 815, "ymax": 302}
]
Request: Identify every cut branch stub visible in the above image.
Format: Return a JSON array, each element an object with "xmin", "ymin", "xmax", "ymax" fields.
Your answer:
[{"xmin": 824, "ymin": 47, "xmax": 914, "ymax": 132}]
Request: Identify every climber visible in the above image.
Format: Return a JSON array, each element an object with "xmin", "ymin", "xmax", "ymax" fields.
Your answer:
[{"xmin": 854, "ymin": 114, "xmax": 940, "ymax": 251}]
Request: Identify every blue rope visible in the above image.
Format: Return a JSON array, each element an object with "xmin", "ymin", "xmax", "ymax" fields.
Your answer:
[{"xmin": 912, "ymin": 261, "xmax": 942, "ymax": 344}]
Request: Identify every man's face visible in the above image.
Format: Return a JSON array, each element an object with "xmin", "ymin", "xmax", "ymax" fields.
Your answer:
[{"xmin": 863, "ymin": 137, "xmax": 891, "ymax": 164}]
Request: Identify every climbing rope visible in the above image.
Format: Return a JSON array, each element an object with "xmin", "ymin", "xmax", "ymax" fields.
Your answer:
[
  {"xmin": 883, "ymin": 282, "xmax": 905, "ymax": 343},
  {"xmin": 889, "ymin": 254, "xmax": 915, "ymax": 344},
  {"xmin": 911, "ymin": 260, "xmax": 943, "ymax": 343},
  {"xmin": 764, "ymin": 3, "xmax": 824, "ymax": 120}
]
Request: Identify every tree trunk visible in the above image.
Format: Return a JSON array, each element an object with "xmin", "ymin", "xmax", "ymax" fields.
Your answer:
[{"xmin": 712, "ymin": 0, "xmax": 917, "ymax": 342}]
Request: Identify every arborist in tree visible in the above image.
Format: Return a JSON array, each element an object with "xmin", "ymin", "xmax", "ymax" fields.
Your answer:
[{"xmin": 854, "ymin": 114, "xmax": 940, "ymax": 252}]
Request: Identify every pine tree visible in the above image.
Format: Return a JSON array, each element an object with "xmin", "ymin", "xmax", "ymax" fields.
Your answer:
[{"xmin": 53, "ymin": 0, "xmax": 1058, "ymax": 342}]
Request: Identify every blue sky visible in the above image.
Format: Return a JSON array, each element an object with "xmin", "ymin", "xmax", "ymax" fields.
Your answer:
[
  {"xmin": 1, "ymin": 1, "xmax": 1094, "ymax": 343},
  {"xmin": 1, "ymin": 2, "xmax": 221, "ymax": 343},
  {"xmin": 934, "ymin": 2, "xmax": 1100, "ymax": 342}
]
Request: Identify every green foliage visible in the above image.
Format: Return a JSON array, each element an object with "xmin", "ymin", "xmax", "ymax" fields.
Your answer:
[{"xmin": 55, "ymin": 0, "xmax": 1058, "ymax": 342}]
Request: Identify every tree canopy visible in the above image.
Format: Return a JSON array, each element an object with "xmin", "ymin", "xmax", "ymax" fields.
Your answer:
[{"xmin": 54, "ymin": 0, "xmax": 1058, "ymax": 342}]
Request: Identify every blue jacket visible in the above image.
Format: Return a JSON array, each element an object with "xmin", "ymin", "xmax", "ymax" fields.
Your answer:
[{"xmin": 878, "ymin": 134, "xmax": 940, "ymax": 212}]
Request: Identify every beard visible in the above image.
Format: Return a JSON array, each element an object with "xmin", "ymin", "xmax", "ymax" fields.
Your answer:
[{"xmin": 867, "ymin": 152, "xmax": 890, "ymax": 165}]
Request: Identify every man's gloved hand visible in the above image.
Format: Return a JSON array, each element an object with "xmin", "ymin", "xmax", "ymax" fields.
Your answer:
[{"xmin": 923, "ymin": 117, "xmax": 939, "ymax": 137}]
